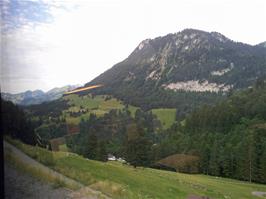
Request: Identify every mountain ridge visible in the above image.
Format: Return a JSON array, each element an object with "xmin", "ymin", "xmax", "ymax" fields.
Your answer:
[
  {"xmin": 1, "ymin": 85, "xmax": 80, "ymax": 105},
  {"xmin": 85, "ymin": 28, "xmax": 266, "ymax": 112}
]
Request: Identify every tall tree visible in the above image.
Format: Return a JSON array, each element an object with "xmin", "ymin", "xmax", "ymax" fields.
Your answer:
[
  {"xmin": 125, "ymin": 123, "xmax": 152, "ymax": 167},
  {"xmin": 97, "ymin": 141, "xmax": 108, "ymax": 162},
  {"xmin": 86, "ymin": 133, "xmax": 98, "ymax": 159}
]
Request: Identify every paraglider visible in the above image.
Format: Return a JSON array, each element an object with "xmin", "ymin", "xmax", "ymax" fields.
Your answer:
[{"xmin": 64, "ymin": 84, "xmax": 103, "ymax": 95}]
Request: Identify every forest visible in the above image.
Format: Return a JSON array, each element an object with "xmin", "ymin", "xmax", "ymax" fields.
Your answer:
[
  {"xmin": 157, "ymin": 80, "xmax": 266, "ymax": 183},
  {"xmin": 2, "ymin": 80, "xmax": 266, "ymax": 184}
]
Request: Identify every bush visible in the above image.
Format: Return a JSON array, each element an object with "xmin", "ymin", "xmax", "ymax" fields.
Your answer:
[
  {"xmin": 36, "ymin": 147, "xmax": 55, "ymax": 166},
  {"xmin": 157, "ymin": 154, "xmax": 200, "ymax": 174},
  {"xmin": 5, "ymin": 136, "xmax": 55, "ymax": 166}
]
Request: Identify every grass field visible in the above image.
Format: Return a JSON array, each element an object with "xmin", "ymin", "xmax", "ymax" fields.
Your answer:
[
  {"xmin": 62, "ymin": 94, "xmax": 175, "ymax": 129},
  {"xmin": 7, "ymin": 137, "xmax": 266, "ymax": 199},
  {"xmin": 152, "ymin": 108, "xmax": 176, "ymax": 129},
  {"xmin": 63, "ymin": 94, "xmax": 138, "ymax": 125}
]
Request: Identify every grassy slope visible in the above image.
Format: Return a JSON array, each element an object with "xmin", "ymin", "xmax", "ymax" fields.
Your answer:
[
  {"xmin": 60, "ymin": 94, "xmax": 175, "ymax": 129},
  {"xmin": 63, "ymin": 94, "xmax": 137, "ymax": 125},
  {"xmin": 31, "ymin": 93, "xmax": 224, "ymax": 132},
  {"xmin": 152, "ymin": 108, "xmax": 176, "ymax": 129},
  {"xmin": 8, "ymin": 138, "xmax": 266, "ymax": 199}
]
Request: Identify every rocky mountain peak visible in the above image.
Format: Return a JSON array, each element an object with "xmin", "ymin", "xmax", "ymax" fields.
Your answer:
[
  {"xmin": 126, "ymin": 29, "xmax": 235, "ymax": 83},
  {"xmin": 131, "ymin": 29, "xmax": 231, "ymax": 64},
  {"xmin": 88, "ymin": 28, "xmax": 266, "ymax": 106},
  {"xmin": 210, "ymin": 31, "xmax": 230, "ymax": 43},
  {"xmin": 137, "ymin": 39, "xmax": 151, "ymax": 50}
]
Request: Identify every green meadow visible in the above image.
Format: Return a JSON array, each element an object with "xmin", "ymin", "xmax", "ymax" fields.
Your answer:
[
  {"xmin": 60, "ymin": 94, "xmax": 175, "ymax": 129},
  {"xmin": 7, "ymin": 138, "xmax": 266, "ymax": 199},
  {"xmin": 152, "ymin": 108, "xmax": 176, "ymax": 129},
  {"xmin": 63, "ymin": 94, "xmax": 137, "ymax": 125}
]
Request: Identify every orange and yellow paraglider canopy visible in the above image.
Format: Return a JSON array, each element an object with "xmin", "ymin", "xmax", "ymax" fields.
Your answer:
[{"xmin": 64, "ymin": 84, "xmax": 103, "ymax": 95}]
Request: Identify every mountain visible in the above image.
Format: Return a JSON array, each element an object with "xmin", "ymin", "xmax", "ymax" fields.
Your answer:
[
  {"xmin": 1, "ymin": 85, "xmax": 80, "ymax": 106},
  {"xmin": 257, "ymin": 41, "xmax": 266, "ymax": 48},
  {"xmin": 86, "ymin": 29, "xmax": 266, "ymax": 112},
  {"xmin": 2, "ymin": 90, "xmax": 45, "ymax": 105}
]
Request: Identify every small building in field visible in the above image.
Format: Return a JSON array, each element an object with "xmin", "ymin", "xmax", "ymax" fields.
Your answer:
[
  {"xmin": 49, "ymin": 137, "xmax": 66, "ymax": 151},
  {"xmin": 117, "ymin": 157, "xmax": 126, "ymax": 163}
]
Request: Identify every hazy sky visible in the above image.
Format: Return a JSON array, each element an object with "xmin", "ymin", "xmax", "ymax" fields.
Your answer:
[{"xmin": 1, "ymin": 0, "xmax": 266, "ymax": 93}]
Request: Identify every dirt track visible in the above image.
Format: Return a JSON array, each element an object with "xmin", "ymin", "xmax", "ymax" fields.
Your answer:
[
  {"xmin": 4, "ymin": 163, "xmax": 72, "ymax": 199},
  {"xmin": 4, "ymin": 141, "xmax": 83, "ymax": 190},
  {"xmin": 4, "ymin": 141, "xmax": 111, "ymax": 199}
]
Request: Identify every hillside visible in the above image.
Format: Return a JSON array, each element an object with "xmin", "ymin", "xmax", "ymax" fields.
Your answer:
[
  {"xmin": 155, "ymin": 82, "xmax": 266, "ymax": 183},
  {"xmin": 86, "ymin": 29, "xmax": 266, "ymax": 113},
  {"xmin": 22, "ymin": 82, "xmax": 266, "ymax": 183},
  {"xmin": 1, "ymin": 85, "xmax": 79, "ymax": 106},
  {"xmin": 6, "ymin": 138, "xmax": 266, "ymax": 199}
]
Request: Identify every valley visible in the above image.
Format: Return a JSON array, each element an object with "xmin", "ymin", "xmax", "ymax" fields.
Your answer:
[
  {"xmin": 2, "ymin": 28, "xmax": 266, "ymax": 199},
  {"xmin": 18, "ymin": 82, "xmax": 266, "ymax": 186}
]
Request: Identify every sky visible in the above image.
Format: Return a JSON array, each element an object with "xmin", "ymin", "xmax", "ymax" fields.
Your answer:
[{"xmin": 1, "ymin": 0, "xmax": 266, "ymax": 94}]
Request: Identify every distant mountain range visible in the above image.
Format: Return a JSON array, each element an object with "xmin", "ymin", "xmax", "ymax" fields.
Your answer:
[
  {"xmin": 86, "ymin": 29, "xmax": 266, "ymax": 110},
  {"xmin": 1, "ymin": 85, "xmax": 80, "ymax": 105}
]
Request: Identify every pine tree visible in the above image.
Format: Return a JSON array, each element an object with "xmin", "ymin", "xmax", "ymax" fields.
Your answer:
[
  {"xmin": 125, "ymin": 123, "xmax": 152, "ymax": 167},
  {"xmin": 97, "ymin": 141, "xmax": 108, "ymax": 162},
  {"xmin": 209, "ymin": 140, "xmax": 220, "ymax": 176},
  {"xmin": 86, "ymin": 133, "xmax": 98, "ymax": 159}
]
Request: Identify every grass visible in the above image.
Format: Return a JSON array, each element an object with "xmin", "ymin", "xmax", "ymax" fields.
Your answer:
[
  {"xmin": 152, "ymin": 108, "xmax": 176, "ymax": 129},
  {"xmin": 63, "ymin": 94, "xmax": 138, "ymax": 125},
  {"xmin": 5, "ymin": 136, "xmax": 55, "ymax": 166},
  {"xmin": 90, "ymin": 180, "xmax": 126, "ymax": 197},
  {"xmin": 62, "ymin": 94, "xmax": 173, "ymax": 129},
  {"xmin": 59, "ymin": 144, "xmax": 68, "ymax": 152},
  {"xmin": 64, "ymin": 94, "xmax": 124, "ymax": 114},
  {"xmin": 7, "ymin": 137, "xmax": 266, "ymax": 199}
]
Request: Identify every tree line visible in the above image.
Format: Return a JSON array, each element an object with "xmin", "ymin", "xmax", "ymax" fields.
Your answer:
[
  {"xmin": 154, "ymin": 82, "xmax": 266, "ymax": 183},
  {"xmin": 1, "ymin": 98, "xmax": 36, "ymax": 145},
  {"xmin": 65, "ymin": 109, "xmax": 160, "ymax": 166},
  {"xmin": 3, "ymin": 79, "xmax": 266, "ymax": 184}
]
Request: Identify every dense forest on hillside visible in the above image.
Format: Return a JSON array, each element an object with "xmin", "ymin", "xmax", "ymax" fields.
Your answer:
[
  {"xmin": 66, "ymin": 109, "xmax": 161, "ymax": 165},
  {"xmin": 1, "ymin": 98, "xmax": 37, "ymax": 145},
  {"xmin": 91, "ymin": 83, "xmax": 223, "ymax": 119},
  {"xmin": 4, "ymin": 80, "xmax": 266, "ymax": 184},
  {"xmin": 155, "ymin": 81, "xmax": 266, "ymax": 183},
  {"xmin": 67, "ymin": 81, "xmax": 266, "ymax": 183}
]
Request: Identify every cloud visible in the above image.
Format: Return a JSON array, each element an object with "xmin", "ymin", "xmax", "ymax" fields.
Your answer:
[
  {"xmin": 1, "ymin": 0, "xmax": 82, "ymax": 93},
  {"xmin": 1, "ymin": 0, "xmax": 52, "ymax": 31},
  {"xmin": 1, "ymin": 0, "xmax": 141, "ymax": 93}
]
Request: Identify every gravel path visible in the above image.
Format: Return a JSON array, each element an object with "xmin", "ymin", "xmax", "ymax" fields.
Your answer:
[
  {"xmin": 4, "ymin": 141, "xmax": 111, "ymax": 199},
  {"xmin": 4, "ymin": 163, "xmax": 72, "ymax": 199},
  {"xmin": 4, "ymin": 141, "xmax": 83, "ymax": 190}
]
